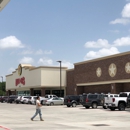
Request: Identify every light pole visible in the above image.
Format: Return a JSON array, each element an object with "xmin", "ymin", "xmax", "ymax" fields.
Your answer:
[
  {"xmin": 0, "ymin": 76, "xmax": 3, "ymax": 96},
  {"xmin": 57, "ymin": 61, "xmax": 62, "ymax": 97}
]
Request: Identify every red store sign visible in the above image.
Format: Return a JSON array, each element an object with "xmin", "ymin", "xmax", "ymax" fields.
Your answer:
[{"xmin": 15, "ymin": 77, "xmax": 25, "ymax": 86}]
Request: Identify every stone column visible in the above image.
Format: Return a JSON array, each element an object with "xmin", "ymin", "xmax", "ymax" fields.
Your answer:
[
  {"xmin": 41, "ymin": 88, "xmax": 45, "ymax": 96},
  {"xmin": 14, "ymin": 89, "xmax": 17, "ymax": 95},
  {"xmin": 8, "ymin": 90, "xmax": 12, "ymax": 96},
  {"xmin": 30, "ymin": 88, "xmax": 34, "ymax": 96}
]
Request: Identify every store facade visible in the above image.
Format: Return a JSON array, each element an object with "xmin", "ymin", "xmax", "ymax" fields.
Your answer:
[
  {"xmin": 66, "ymin": 51, "xmax": 130, "ymax": 95},
  {"xmin": 6, "ymin": 64, "xmax": 67, "ymax": 97}
]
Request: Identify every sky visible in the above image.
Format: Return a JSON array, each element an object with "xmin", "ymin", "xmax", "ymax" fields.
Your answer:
[{"xmin": 0, "ymin": 0, "xmax": 130, "ymax": 81}]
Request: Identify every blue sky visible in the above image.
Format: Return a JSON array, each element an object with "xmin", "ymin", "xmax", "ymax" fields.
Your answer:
[{"xmin": 0, "ymin": 0, "xmax": 130, "ymax": 80}]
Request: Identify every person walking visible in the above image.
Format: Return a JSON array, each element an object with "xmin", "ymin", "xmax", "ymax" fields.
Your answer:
[{"xmin": 31, "ymin": 96, "xmax": 44, "ymax": 121}]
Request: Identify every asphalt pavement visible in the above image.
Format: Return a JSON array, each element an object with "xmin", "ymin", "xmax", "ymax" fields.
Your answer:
[{"xmin": 0, "ymin": 103, "xmax": 130, "ymax": 130}]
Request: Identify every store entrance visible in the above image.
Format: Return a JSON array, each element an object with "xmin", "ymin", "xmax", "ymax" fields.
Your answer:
[
  {"xmin": 45, "ymin": 90, "xmax": 51, "ymax": 95},
  {"xmin": 52, "ymin": 90, "xmax": 64, "ymax": 97},
  {"xmin": 34, "ymin": 90, "xmax": 41, "ymax": 96}
]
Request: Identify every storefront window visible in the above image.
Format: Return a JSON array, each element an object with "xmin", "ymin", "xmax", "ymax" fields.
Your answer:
[
  {"xmin": 17, "ymin": 91, "xmax": 30, "ymax": 96},
  {"xmin": 52, "ymin": 90, "xmax": 64, "ymax": 97}
]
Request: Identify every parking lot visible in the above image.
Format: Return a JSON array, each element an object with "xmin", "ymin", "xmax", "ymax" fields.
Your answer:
[{"xmin": 0, "ymin": 103, "xmax": 130, "ymax": 130}]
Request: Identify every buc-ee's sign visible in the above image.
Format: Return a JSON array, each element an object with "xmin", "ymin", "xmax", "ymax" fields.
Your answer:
[
  {"xmin": 15, "ymin": 64, "xmax": 25, "ymax": 86},
  {"xmin": 15, "ymin": 77, "xmax": 25, "ymax": 86}
]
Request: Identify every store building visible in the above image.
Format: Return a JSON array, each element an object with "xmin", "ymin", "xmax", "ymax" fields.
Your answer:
[
  {"xmin": 0, "ymin": 0, "xmax": 10, "ymax": 11},
  {"xmin": 66, "ymin": 51, "xmax": 130, "ymax": 95},
  {"xmin": 6, "ymin": 64, "xmax": 67, "ymax": 97}
]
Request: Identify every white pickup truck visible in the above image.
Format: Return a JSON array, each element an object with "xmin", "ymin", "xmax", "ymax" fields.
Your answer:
[
  {"xmin": 104, "ymin": 92, "xmax": 130, "ymax": 111},
  {"xmin": 103, "ymin": 94, "xmax": 119, "ymax": 109}
]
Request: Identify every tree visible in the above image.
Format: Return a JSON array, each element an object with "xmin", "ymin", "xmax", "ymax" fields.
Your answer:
[{"xmin": 0, "ymin": 82, "xmax": 6, "ymax": 96}]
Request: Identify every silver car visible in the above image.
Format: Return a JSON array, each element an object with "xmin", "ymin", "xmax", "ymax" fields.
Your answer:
[{"xmin": 45, "ymin": 97, "xmax": 64, "ymax": 106}]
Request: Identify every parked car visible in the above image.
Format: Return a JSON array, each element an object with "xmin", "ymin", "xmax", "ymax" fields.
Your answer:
[
  {"xmin": 15, "ymin": 96, "xmax": 21, "ymax": 104},
  {"xmin": 81, "ymin": 93, "xmax": 105, "ymax": 109},
  {"xmin": 45, "ymin": 97, "xmax": 64, "ymax": 106},
  {"xmin": 23, "ymin": 98, "xmax": 30, "ymax": 104},
  {"xmin": 64, "ymin": 95, "xmax": 80, "ymax": 107},
  {"xmin": 0, "ymin": 96, "xmax": 9, "ymax": 103},
  {"xmin": 8, "ymin": 95, "xmax": 18, "ymax": 103},
  {"xmin": 20, "ymin": 96, "xmax": 30, "ymax": 104},
  {"xmin": 127, "ymin": 94, "xmax": 130, "ymax": 107},
  {"xmin": 104, "ymin": 92, "xmax": 130, "ymax": 111},
  {"xmin": 41, "ymin": 95, "xmax": 58, "ymax": 105},
  {"xmin": 28, "ymin": 96, "xmax": 37, "ymax": 104},
  {"xmin": 103, "ymin": 94, "xmax": 119, "ymax": 109}
]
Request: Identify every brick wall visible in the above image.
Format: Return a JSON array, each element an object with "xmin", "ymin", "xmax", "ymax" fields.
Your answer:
[{"xmin": 67, "ymin": 52, "xmax": 130, "ymax": 95}]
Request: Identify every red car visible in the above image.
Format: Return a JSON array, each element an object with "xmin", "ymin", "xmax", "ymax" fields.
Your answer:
[{"xmin": 0, "ymin": 96, "xmax": 9, "ymax": 103}]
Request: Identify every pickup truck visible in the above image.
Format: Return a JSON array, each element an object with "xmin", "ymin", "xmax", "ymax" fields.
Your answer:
[
  {"xmin": 103, "ymin": 94, "xmax": 119, "ymax": 109},
  {"xmin": 40, "ymin": 94, "xmax": 58, "ymax": 105},
  {"xmin": 104, "ymin": 92, "xmax": 130, "ymax": 111}
]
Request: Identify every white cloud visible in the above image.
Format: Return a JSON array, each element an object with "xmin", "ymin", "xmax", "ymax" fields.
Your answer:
[
  {"xmin": 19, "ymin": 57, "xmax": 34, "ymax": 64},
  {"xmin": 113, "ymin": 36, "xmax": 130, "ymax": 46},
  {"xmin": 84, "ymin": 39, "xmax": 110, "ymax": 48},
  {"xmin": 84, "ymin": 47, "xmax": 120, "ymax": 60},
  {"xmin": 0, "ymin": 36, "xmax": 24, "ymax": 49},
  {"xmin": 110, "ymin": 18, "xmax": 130, "ymax": 25},
  {"xmin": 35, "ymin": 49, "xmax": 43, "ymax": 55},
  {"xmin": 110, "ymin": 3, "xmax": 130, "ymax": 25},
  {"xmin": 61, "ymin": 61, "xmax": 74, "ymax": 69},
  {"xmin": 38, "ymin": 57, "xmax": 53, "ymax": 65},
  {"xmin": 122, "ymin": 3, "xmax": 130, "ymax": 18}
]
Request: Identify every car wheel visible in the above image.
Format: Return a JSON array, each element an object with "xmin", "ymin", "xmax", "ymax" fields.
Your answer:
[
  {"xmin": 85, "ymin": 106, "xmax": 90, "ymax": 109},
  {"xmin": 50, "ymin": 102, "xmax": 54, "ymax": 106},
  {"xmin": 110, "ymin": 107, "xmax": 115, "ymax": 111},
  {"xmin": 92, "ymin": 102, "xmax": 97, "ymax": 109},
  {"xmin": 67, "ymin": 105, "xmax": 70, "ymax": 107},
  {"xmin": 103, "ymin": 106, "xmax": 107, "ymax": 109},
  {"xmin": 72, "ymin": 102, "xmax": 77, "ymax": 107},
  {"xmin": 118, "ymin": 103, "xmax": 125, "ymax": 111}
]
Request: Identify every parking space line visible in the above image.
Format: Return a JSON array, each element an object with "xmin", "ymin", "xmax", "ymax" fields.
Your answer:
[{"xmin": 0, "ymin": 126, "xmax": 11, "ymax": 130}]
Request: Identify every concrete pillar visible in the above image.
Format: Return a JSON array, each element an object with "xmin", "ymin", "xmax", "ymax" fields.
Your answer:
[
  {"xmin": 30, "ymin": 88, "xmax": 34, "ymax": 96},
  {"xmin": 14, "ymin": 89, "xmax": 17, "ymax": 95},
  {"xmin": 8, "ymin": 90, "xmax": 12, "ymax": 96},
  {"xmin": 41, "ymin": 88, "xmax": 45, "ymax": 96}
]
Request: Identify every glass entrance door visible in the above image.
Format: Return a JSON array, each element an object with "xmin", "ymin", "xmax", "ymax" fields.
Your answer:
[{"xmin": 34, "ymin": 90, "xmax": 41, "ymax": 96}]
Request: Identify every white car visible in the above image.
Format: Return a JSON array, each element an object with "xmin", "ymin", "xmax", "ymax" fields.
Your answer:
[
  {"xmin": 20, "ymin": 96, "xmax": 30, "ymax": 104},
  {"xmin": 28, "ymin": 96, "xmax": 37, "ymax": 104},
  {"xmin": 41, "ymin": 95, "xmax": 58, "ymax": 105},
  {"xmin": 45, "ymin": 97, "xmax": 64, "ymax": 106},
  {"xmin": 23, "ymin": 98, "xmax": 30, "ymax": 104}
]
